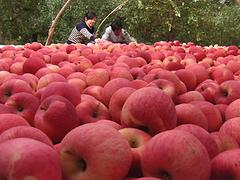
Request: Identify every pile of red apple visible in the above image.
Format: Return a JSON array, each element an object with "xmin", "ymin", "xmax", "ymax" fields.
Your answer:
[{"xmin": 0, "ymin": 40, "xmax": 240, "ymax": 179}]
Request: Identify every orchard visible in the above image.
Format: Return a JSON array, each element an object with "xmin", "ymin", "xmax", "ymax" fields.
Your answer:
[{"xmin": 0, "ymin": 40, "xmax": 240, "ymax": 179}]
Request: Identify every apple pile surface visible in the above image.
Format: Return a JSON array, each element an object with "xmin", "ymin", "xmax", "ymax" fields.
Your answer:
[{"xmin": 0, "ymin": 40, "xmax": 240, "ymax": 179}]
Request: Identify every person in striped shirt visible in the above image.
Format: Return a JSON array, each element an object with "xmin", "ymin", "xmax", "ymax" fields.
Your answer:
[
  {"xmin": 101, "ymin": 19, "xmax": 136, "ymax": 44},
  {"xmin": 67, "ymin": 11, "xmax": 97, "ymax": 45}
]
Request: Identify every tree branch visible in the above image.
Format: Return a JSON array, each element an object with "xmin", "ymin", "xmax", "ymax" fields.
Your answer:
[{"xmin": 45, "ymin": 0, "xmax": 72, "ymax": 46}]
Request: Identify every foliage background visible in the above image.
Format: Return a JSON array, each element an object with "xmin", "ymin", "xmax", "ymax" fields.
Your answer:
[{"xmin": 0, "ymin": 0, "xmax": 239, "ymax": 46}]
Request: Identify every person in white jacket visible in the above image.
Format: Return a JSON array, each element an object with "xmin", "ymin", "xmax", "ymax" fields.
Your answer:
[{"xmin": 101, "ymin": 19, "xmax": 136, "ymax": 44}]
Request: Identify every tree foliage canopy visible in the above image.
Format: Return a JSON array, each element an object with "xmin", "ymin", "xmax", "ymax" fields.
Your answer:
[{"xmin": 0, "ymin": 0, "xmax": 239, "ymax": 46}]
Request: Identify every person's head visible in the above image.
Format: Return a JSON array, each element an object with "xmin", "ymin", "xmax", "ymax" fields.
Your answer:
[
  {"xmin": 84, "ymin": 11, "xmax": 97, "ymax": 27},
  {"xmin": 111, "ymin": 20, "xmax": 123, "ymax": 36}
]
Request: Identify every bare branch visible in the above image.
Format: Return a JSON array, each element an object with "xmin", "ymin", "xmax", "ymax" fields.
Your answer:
[{"xmin": 45, "ymin": 0, "xmax": 72, "ymax": 46}]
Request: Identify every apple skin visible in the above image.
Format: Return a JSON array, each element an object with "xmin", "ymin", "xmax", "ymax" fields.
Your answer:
[
  {"xmin": 210, "ymin": 149, "xmax": 240, "ymax": 180},
  {"xmin": 210, "ymin": 131, "xmax": 239, "ymax": 153},
  {"xmin": 0, "ymin": 138, "xmax": 62, "ymax": 180},
  {"xmin": 147, "ymin": 79, "xmax": 177, "ymax": 100},
  {"xmin": 95, "ymin": 119, "xmax": 122, "ymax": 130},
  {"xmin": 22, "ymin": 56, "xmax": 46, "ymax": 74},
  {"xmin": 225, "ymin": 99, "xmax": 240, "ymax": 121},
  {"xmin": 219, "ymin": 117, "xmax": 240, "ymax": 145},
  {"xmin": 4, "ymin": 92, "xmax": 40, "ymax": 126},
  {"xmin": 185, "ymin": 64, "xmax": 209, "ymax": 85},
  {"xmin": 195, "ymin": 79, "xmax": 220, "ymax": 104},
  {"xmin": 0, "ymin": 113, "xmax": 30, "ymax": 134},
  {"xmin": 121, "ymin": 87, "xmax": 177, "ymax": 136},
  {"xmin": 175, "ymin": 124, "xmax": 219, "ymax": 159},
  {"xmin": 85, "ymin": 68, "xmax": 110, "ymax": 86},
  {"xmin": 109, "ymin": 87, "xmax": 136, "ymax": 124},
  {"xmin": 34, "ymin": 95, "xmax": 79, "ymax": 144},
  {"xmin": 175, "ymin": 103, "xmax": 208, "ymax": 130},
  {"xmin": 40, "ymin": 81, "xmax": 81, "ymax": 106},
  {"xmin": 37, "ymin": 72, "xmax": 66, "ymax": 90},
  {"xmin": 76, "ymin": 98, "xmax": 110, "ymax": 124},
  {"xmin": 125, "ymin": 177, "xmax": 161, "ymax": 180},
  {"xmin": 143, "ymin": 69, "xmax": 187, "ymax": 96},
  {"xmin": 0, "ymin": 126, "xmax": 53, "ymax": 147},
  {"xmin": 102, "ymin": 78, "xmax": 131, "ymax": 106},
  {"xmin": 174, "ymin": 69, "xmax": 197, "ymax": 91},
  {"xmin": 210, "ymin": 66, "xmax": 234, "ymax": 84},
  {"xmin": 190, "ymin": 100, "xmax": 223, "ymax": 132},
  {"xmin": 175, "ymin": 90, "xmax": 205, "ymax": 104},
  {"xmin": 82, "ymin": 85, "xmax": 105, "ymax": 103},
  {"xmin": 141, "ymin": 129, "xmax": 211, "ymax": 180},
  {"xmin": 58, "ymin": 123, "xmax": 132, "ymax": 180},
  {"xmin": 119, "ymin": 128, "xmax": 152, "ymax": 178},
  {"xmin": 0, "ymin": 78, "xmax": 33, "ymax": 103},
  {"xmin": 214, "ymin": 80, "xmax": 240, "ymax": 105}
]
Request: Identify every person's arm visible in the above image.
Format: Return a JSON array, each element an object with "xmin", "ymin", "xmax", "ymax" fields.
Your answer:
[
  {"xmin": 101, "ymin": 27, "xmax": 112, "ymax": 41},
  {"xmin": 122, "ymin": 29, "xmax": 137, "ymax": 44}
]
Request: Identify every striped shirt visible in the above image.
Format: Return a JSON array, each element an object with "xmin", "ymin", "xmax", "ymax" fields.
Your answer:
[
  {"xmin": 101, "ymin": 26, "xmax": 136, "ymax": 44},
  {"xmin": 68, "ymin": 21, "xmax": 95, "ymax": 44}
]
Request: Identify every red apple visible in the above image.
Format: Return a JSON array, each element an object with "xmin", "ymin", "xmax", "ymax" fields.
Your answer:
[
  {"xmin": 175, "ymin": 103, "xmax": 208, "ymax": 130},
  {"xmin": 175, "ymin": 124, "xmax": 219, "ymax": 159},
  {"xmin": 190, "ymin": 100, "xmax": 223, "ymax": 132},
  {"xmin": 141, "ymin": 129, "xmax": 211, "ymax": 180},
  {"xmin": 34, "ymin": 95, "xmax": 79, "ymax": 144},
  {"xmin": 211, "ymin": 149, "xmax": 240, "ymax": 180},
  {"xmin": 210, "ymin": 131, "xmax": 239, "ymax": 153},
  {"xmin": 58, "ymin": 123, "xmax": 132, "ymax": 180},
  {"xmin": 0, "ymin": 138, "xmax": 62, "ymax": 180},
  {"xmin": 119, "ymin": 128, "xmax": 152, "ymax": 178},
  {"xmin": 76, "ymin": 99, "xmax": 110, "ymax": 124},
  {"xmin": 121, "ymin": 87, "xmax": 177, "ymax": 135},
  {"xmin": 40, "ymin": 81, "xmax": 81, "ymax": 106},
  {"xmin": 0, "ymin": 126, "xmax": 53, "ymax": 147},
  {"xmin": 4, "ymin": 92, "xmax": 40, "ymax": 125}
]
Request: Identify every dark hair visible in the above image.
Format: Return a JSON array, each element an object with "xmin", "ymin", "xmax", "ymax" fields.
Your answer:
[
  {"xmin": 84, "ymin": 11, "xmax": 97, "ymax": 20},
  {"xmin": 111, "ymin": 20, "xmax": 123, "ymax": 32}
]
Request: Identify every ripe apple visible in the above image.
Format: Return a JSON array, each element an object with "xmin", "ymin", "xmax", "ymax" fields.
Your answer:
[
  {"xmin": 22, "ymin": 56, "xmax": 46, "ymax": 74},
  {"xmin": 40, "ymin": 81, "xmax": 81, "ymax": 106},
  {"xmin": 4, "ymin": 92, "xmax": 40, "ymax": 125},
  {"xmin": 102, "ymin": 78, "xmax": 131, "ymax": 106},
  {"xmin": 121, "ymin": 87, "xmax": 177, "ymax": 135},
  {"xmin": 0, "ymin": 113, "xmax": 30, "ymax": 134},
  {"xmin": 174, "ymin": 69, "xmax": 197, "ymax": 91},
  {"xmin": 0, "ymin": 126, "xmax": 53, "ymax": 147},
  {"xmin": 37, "ymin": 73, "xmax": 66, "ymax": 90},
  {"xmin": 214, "ymin": 80, "xmax": 240, "ymax": 105},
  {"xmin": 58, "ymin": 123, "xmax": 132, "ymax": 180},
  {"xmin": 119, "ymin": 128, "xmax": 152, "ymax": 178},
  {"xmin": 219, "ymin": 117, "xmax": 240, "ymax": 145},
  {"xmin": 141, "ymin": 129, "xmax": 211, "ymax": 180},
  {"xmin": 211, "ymin": 149, "xmax": 240, "ymax": 180},
  {"xmin": 210, "ymin": 66, "xmax": 234, "ymax": 84},
  {"xmin": 175, "ymin": 103, "xmax": 208, "ymax": 130},
  {"xmin": 0, "ymin": 138, "xmax": 62, "ymax": 180},
  {"xmin": 0, "ymin": 78, "xmax": 33, "ymax": 103},
  {"xmin": 109, "ymin": 87, "xmax": 136, "ymax": 124},
  {"xmin": 190, "ymin": 100, "xmax": 223, "ymax": 132},
  {"xmin": 210, "ymin": 131, "xmax": 239, "ymax": 153},
  {"xmin": 76, "ymin": 99, "xmax": 110, "ymax": 124},
  {"xmin": 225, "ymin": 99, "xmax": 240, "ymax": 121},
  {"xmin": 195, "ymin": 79, "xmax": 220, "ymax": 103},
  {"xmin": 175, "ymin": 91, "xmax": 205, "ymax": 104},
  {"xmin": 175, "ymin": 124, "xmax": 219, "ymax": 159},
  {"xmin": 85, "ymin": 68, "xmax": 110, "ymax": 86},
  {"xmin": 34, "ymin": 95, "xmax": 79, "ymax": 144}
]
